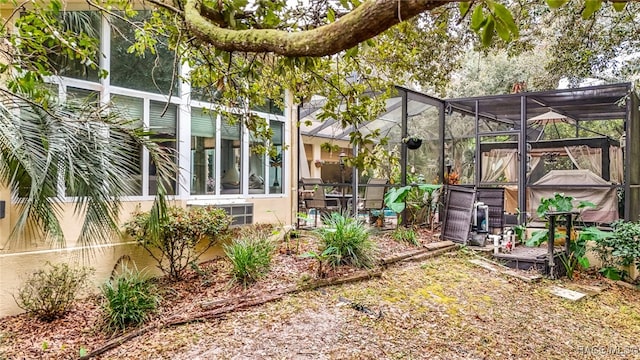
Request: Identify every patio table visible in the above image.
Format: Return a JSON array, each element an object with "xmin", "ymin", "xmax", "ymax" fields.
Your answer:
[{"xmin": 326, "ymin": 193, "xmax": 352, "ymax": 211}]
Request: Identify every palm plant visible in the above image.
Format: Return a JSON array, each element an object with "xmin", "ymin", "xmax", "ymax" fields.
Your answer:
[
  {"xmin": 0, "ymin": 95, "xmax": 175, "ymax": 249},
  {"xmin": 313, "ymin": 212, "xmax": 377, "ymax": 269}
]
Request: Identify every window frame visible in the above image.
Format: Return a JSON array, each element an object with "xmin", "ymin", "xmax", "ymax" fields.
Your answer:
[{"xmin": 42, "ymin": 10, "xmax": 288, "ymax": 203}]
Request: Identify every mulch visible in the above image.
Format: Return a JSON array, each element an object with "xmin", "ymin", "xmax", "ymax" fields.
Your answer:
[{"xmin": 0, "ymin": 226, "xmax": 441, "ymax": 360}]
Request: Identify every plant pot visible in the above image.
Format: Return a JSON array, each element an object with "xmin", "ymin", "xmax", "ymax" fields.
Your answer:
[{"xmin": 405, "ymin": 138, "xmax": 422, "ymax": 150}]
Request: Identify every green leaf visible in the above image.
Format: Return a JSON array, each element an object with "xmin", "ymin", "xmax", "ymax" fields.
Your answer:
[
  {"xmin": 327, "ymin": 8, "xmax": 335, "ymax": 22},
  {"xmin": 578, "ymin": 226, "xmax": 612, "ymax": 241},
  {"xmin": 481, "ymin": 17, "xmax": 495, "ymax": 46},
  {"xmin": 49, "ymin": 0, "xmax": 61, "ymax": 13},
  {"xmin": 578, "ymin": 256, "xmax": 590, "ymax": 269},
  {"xmin": 494, "ymin": 19, "xmax": 510, "ymax": 42},
  {"xmin": 599, "ymin": 266, "xmax": 622, "ymax": 280},
  {"xmin": 612, "ymin": 2, "xmax": 626, "ymax": 11},
  {"xmin": 384, "ymin": 186, "xmax": 412, "ymax": 213},
  {"xmin": 459, "ymin": 2, "xmax": 472, "ymax": 18},
  {"xmin": 417, "ymin": 184, "xmax": 441, "ymax": 194},
  {"xmin": 554, "ymin": 195, "xmax": 574, "ymax": 212},
  {"xmin": 582, "ymin": 0, "xmax": 602, "ymax": 19},
  {"xmin": 470, "ymin": 5, "xmax": 484, "ymax": 31},
  {"xmin": 345, "ymin": 45, "xmax": 359, "ymax": 58},
  {"xmin": 577, "ymin": 200, "xmax": 596, "ymax": 210},
  {"xmin": 525, "ymin": 229, "xmax": 549, "ymax": 247},
  {"xmin": 546, "ymin": 0, "xmax": 568, "ymax": 9},
  {"xmin": 492, "ymin": 2, "xmax": 519, "ymax": 38}
]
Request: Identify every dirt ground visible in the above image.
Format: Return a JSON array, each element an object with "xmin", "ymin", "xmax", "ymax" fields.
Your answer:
[
  {"xmin": 2, "ymin": 228, "xmax": 640, "ymax": 360},
  {"xmin": 109, "ymin": 254, "xmax": 640, "ymax": 360}
]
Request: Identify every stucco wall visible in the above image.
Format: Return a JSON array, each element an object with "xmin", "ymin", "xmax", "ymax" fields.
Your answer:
[{"xmin": 0, "ymin": 195, "xmax": 293, "ymax": 317}]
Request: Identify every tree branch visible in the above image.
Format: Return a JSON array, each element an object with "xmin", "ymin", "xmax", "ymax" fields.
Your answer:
[{"xmin": 185, "ymin": 0, "xmax": 453, "ymax": 57}]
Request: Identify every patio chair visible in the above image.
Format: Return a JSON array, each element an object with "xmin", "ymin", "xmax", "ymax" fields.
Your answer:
[
  {"xmin": 359, "ymin": 178, "xmax": 388, "ymax": 224},
  {"xmin": 301, "ymin": 177, "xmax": 340, "ymax": 226}
]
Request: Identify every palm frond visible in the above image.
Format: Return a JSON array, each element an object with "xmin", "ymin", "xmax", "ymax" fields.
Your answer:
[{"xmin": 0, "ymin": 93, "xmax": 175, "ymax": 250}]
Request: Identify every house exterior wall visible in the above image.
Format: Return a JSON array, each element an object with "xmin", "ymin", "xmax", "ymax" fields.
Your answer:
[{"xmin": 0, "ymin": 7, "xmax": 297, "ymax": 316}]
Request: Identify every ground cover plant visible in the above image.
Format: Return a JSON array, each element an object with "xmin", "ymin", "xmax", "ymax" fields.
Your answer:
[
  {"xmin": 592, "ymin": 220, "xmax": 640, "ymax": 281},
  {"xmin": 391, "ymin": 226, "xmax": 419, "ymax": 246},
  {"xmin": 224, "ymin": 227, "xmax": 276, "ymax": 287},
  {"xmin": 15, "ymin": 262, "xmax": 94, "ymax": 322},
  {"xmin": 100, "ymin": 265, "xmax": 161, "ymax": 333},
  {"xmin": 313, "ymin": 212, "xmax": 377, "ymax": 269}
]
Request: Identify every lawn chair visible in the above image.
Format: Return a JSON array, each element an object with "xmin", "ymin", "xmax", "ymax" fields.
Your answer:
[
  {"xmin": 360, "ymin": 178, "xmax": 388, "ymax": 224},
  {"xmin": 301, "ymin": 177, "xmax": 340, "ymax": 226}
]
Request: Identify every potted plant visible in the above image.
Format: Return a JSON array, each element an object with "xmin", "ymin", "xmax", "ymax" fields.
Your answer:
[
  {"xmin": 526, "ymin": 193, "xmax": 595, "ymax": 247},
  {"xmin": 270, "ymin": 153, "xmax": 282, "ymax": 187},
  {"xmin": 525, "ymin": 193, "xmax": 597, "ymax": 279},
  {"xmin": 402, "ymin": 136, "xmax": 423, "ymax": 150},
  {"xmin": 384, "ymin": 184, "xmax": 441, "ymax": 227},
  {"xmin": 314, "ymin": 159, "xmax": 323, "ymax": 168}
]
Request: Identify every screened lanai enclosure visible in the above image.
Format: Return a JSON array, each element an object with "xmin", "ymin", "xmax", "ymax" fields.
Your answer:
[
  {"xmin": 298, "ymin": 82, "xmax": 640, "ymax": 224},
  {"xmin": 445, "ymin": 83, "xmax": 639, "ymax": 223},
  {"xmin": 298, "ymin": 87, "xmax": 445, "ymax": 215}
]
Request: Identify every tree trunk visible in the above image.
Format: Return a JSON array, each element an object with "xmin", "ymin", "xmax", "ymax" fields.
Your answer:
[{"xmin": 185, "ymin": 0, "xmax": 451, "ymax": 57}]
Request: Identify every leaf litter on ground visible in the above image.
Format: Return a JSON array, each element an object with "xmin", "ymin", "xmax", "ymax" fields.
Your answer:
[{"xmin": 1, "ymin": 229, "xmax": 640, "ymax": 359}]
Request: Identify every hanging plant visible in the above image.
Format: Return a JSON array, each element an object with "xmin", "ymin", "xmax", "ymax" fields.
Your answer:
[{"xmin": 402, "ymin": 136, "xmax": 423, "ymax": 150}]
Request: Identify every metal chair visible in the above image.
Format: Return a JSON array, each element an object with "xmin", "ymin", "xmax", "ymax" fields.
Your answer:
[
  {"xmin": 301, "ymin": 177, "xmax": 340, "ymax": 226},
  {"xmin": 360, "ymin": 178, "xmax": 388, "ymax": 224}
]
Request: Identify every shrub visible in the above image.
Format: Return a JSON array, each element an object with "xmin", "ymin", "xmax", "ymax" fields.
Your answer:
[
  {"xmin": 391, "ymin": 227, "xmax": 419, "ymax": 246},
  {"xmin": 125, "ymin": 206, "xmax": 232, "ymax": 281},
  {"xmin": 224, "ymin": 227, "xmax": 275, "ymax": 287},
  {"xmin": 593, "ymin": 220, "xmax": 640, "ymax": 279},
  {"xmin": 15, "ymin": 262, "xmax": 94, "ymax": 322},
  {"xmin": 100, "ymin": 265, "xmax": 160, "ymax": 332},
  {"xmin": 314, "ymin": 212, "xmax": 377, "ymax": 268}
]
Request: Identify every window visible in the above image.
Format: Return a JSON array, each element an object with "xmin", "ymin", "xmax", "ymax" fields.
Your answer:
[
  {"xmin": 149, "ymin": 101, "xmax": 177, "ymax": 195},
  {"xmin": 248, "ymin": 132, "xmax": 266, "ymax": 195},
  {"xmin": 41, "ymin": 9, "xmax": 289, "ymax": 200},
  {"xmin": 269, "ymin": 120, "xmax": 284, "ymax": 194},
  {"xmin": 220, "ymin": 116, "xmax": 242, "ymax": 194},
  {"xmin": 191, "ymin": 108, "xmax": 216, "ymax": 195},
  {"xmin": 111, "ymin": 95, "xmax": 144, "ymax": 196},
  {"xmin": 48, "ymin": 11, "xmax": 101, "ymax": 82},
  {"xmin": 66, "ymin": 87, "xmax": 99, "ymax": 106},
  {"xmin": 64, "ymin": 88, "xmax": 101, "ymax": 197},
  {"xmin": 109, "ymin": 12, "xmax": 177, "ymax": 94},
  {"xmin": 251, "ymin": 98, "xmax": 284, "ymax": 116}
]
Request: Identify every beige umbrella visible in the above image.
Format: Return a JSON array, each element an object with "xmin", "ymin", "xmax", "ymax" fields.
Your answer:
[
  {"xmin": 528, "ymin": 110, "xmax": 575, "ymax": 125},
  {"xmin": 528, "ymin": 110, "xmax": 575, "ymax": 141}
]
